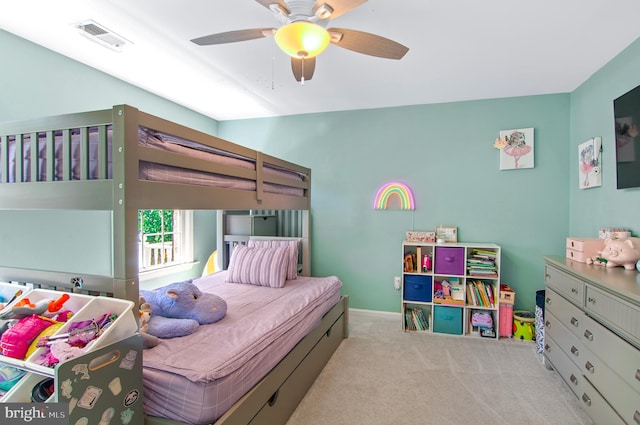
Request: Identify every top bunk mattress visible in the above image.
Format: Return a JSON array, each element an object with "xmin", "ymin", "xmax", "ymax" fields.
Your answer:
[
  {"xmin": 142, "ymin": 272, "xmax": 342, "ymax": 424},
  {"xmin": 1, "ymin": 119, "xmax": 306, "ymax": 197}
]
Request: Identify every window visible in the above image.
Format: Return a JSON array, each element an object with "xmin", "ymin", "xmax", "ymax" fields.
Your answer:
[{"xmin": 138, "ymin": 209, "xmax": 193, "ymax": 272}]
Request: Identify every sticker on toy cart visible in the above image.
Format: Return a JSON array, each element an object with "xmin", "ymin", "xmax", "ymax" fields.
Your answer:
[
  {"xmin": 119, "ymin": 350, "xmax": 138, "ymax": 370},
  {"xmin": 60, "ymin": 378, "xmax": 74, "ymax": 398},
  {"xmin": 97, "ymin": 407, "xmax": 115, "ymax": 425},
  {"xmin": 69, "ymin": 397, "xmax": 78, "ymax": 414},
  {"xmin": 72, "ymin": 363, "xmax": 90, "ymax": 380},
  {"xmin": 108, "ymin": 377, "xmax": 122, "ymax": 396},
  {"xmin": 120, "ymin": 408, "xmax": 135, "ymax": 425},
  {"xmin": 77, "ymin": 386, "xmax": 103, "ymax": 409},
  {"xmin": 123, "ymin": 389, "xmax": 140, "ymax": 407}
]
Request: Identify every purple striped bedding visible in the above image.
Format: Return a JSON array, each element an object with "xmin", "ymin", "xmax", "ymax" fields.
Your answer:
[
  {"xmin": 2, "ymin": 127, "xmax": 305, "ymax": 196},
  {"xmin": 142, "ymin": 272, "xmax": 342, "ymax": 424}
]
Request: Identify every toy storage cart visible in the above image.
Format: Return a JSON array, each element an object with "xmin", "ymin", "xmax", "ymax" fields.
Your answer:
[
  {"xmin": 56, "ymin": 334, "xmax": 143, "ymax": 425},
  {"xmin": 0, "ymin": 291, "xmax": 142, "ymax": 423}
]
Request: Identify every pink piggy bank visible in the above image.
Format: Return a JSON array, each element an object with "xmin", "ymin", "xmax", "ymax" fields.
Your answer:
[{"xmin": 599, "ymin": 237, "xmax": 640, "ymax": 270}]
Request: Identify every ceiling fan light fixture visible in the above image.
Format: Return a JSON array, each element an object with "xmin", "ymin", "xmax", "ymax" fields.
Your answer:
[{"xmin": 274, "ymin": 22, "xmax": 330, "ymax": 59}]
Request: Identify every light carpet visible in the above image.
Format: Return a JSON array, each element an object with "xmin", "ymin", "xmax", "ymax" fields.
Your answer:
[{"xmin": 286, "ymin": 309, "xmax": 593, "ymax": 425}]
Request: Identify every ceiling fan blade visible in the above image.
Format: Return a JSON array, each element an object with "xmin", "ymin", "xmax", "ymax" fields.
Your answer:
[
  {"xmin": 316, "ymin": 0, "xmax": 368, "ymax": 19},
  {"xmin": 191, "ymin": 28, "xmax": 274, "ymax": 46},
  {"xmin": 291, "ymin": 57, "xmax": 316, "ymax": 82},
  {"xmin": 255, "ymin": 0, "xmax": 290, "ymax": 16},
  {"xmin": 328, "ymin": 28, "xmax": 409, "ymax": 59}
]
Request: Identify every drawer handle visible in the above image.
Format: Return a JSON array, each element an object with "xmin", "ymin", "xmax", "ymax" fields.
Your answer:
[
  {"xmin": 570, "ymin": 374, "xmax": 578, "ymax": 386},
  {"xmin": 570, "ymin": 346, "xmax": 579, "ymax": 356},
  {"xmin": 582, "ymin": 393, "xmax": 592, "ymax": 406},
  {"xmin": 636, "ymin": 369, "xmax": 640, "ymax": 382},
  {"xmin": 545, "ymin": 320, "xmax": 551, "ymax": 328},
  {"xmin": 571, "ymin": 288, "xmax": 578, "ymax": 294},
  {"xmin": 585, "ymin": 361, "xmax": 595, "ymax": 374},
  {"xmin": 545, "ymin": 297, "xmax": 551, "ymax": 305},
  {"xmin": 545, "ymin": 344, "xmax": 551, "ymax": 352},
  {"xmin": 634, "ymin": 410, "xmax": 640, "ymax": 424},
  {"xmin": 587, "ymin": 296, "xmax": 596, "ymax": 304},
  {"xmin": 570, "ymin": 317, "xmax": 579, "ymax": 327},
  {"xmin": 584, "ymin": 330, "xmax": 593, "ymax": 341},
  {"xmin": 268, "ymin": 389, "xmax": 279, "ymax": 407}
]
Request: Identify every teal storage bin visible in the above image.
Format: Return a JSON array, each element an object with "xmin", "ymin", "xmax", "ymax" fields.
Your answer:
[{"xmin": 433, "ymin": 305, "xmax": 463, "ymax": 335}]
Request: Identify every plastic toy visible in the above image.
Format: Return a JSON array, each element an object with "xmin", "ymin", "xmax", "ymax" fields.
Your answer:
[
  {"xmin": 0, "ymin": 315, "xmax": 58, "ymax": 359},
  {"xmin": 422, "ymin": 254, "xmax": 431, "ymax": 272},
  {"xmin": 0, "ymin": 298, "xmax": 49, "ymax": 320},
  {"xmin": 47, "ymin": 293, "xmax": 70, "ymax": 313},
  {"xmin": 140, "ymin": 280, "xmax": 227, "ymax": 339},
  {"xmin": 598, "ymin": 237, "xmax": 640, "ymax": 270},
  {"xmin": 138, "ymin": 296, "xmax": 159, "ymax": 348},
  {"xmin": 513, "ymin": 310, "xmax": 535, "ymax": 341}
]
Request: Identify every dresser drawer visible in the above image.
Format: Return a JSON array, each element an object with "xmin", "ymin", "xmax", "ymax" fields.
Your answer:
[
  {"xmin": 582, "ymin": 342, "xmax": 640, "ymax": 423},
  {"xmin": 578, "ymin": 378, "xmax": 627, "ymax": 425},
  {"xmin": 579, "ymin": 342, "xmax": 640, "ymax": 425},
  {"xmin": 545, "ymin": 265, "xmax": 584, "ymax": 306},
  {"xmin": 545, "ymin": 311, "xmax": 585, "ymax": 369},
  {"xmin": 543, "ymin": 334, "xmax": 583, "ymax": 398},
  {"xmin": 585, "ymin": 285, "xmax": 640, "ymax": 345},
  {"xmin": 545, "ymin": 287, "xmax": 585, "ymax": 340},
  {"xmin": 581, "ymin": 314, "xmax": 640, "ymax": 395}
]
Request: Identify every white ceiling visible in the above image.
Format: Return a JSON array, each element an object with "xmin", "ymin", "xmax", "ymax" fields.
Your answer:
[{"xmin": 2, "ymin": 0, "xmax": 640, "ymax": 121}]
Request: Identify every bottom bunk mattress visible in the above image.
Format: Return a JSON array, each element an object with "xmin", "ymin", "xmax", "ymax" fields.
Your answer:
[{"xmin": 142, "ymin": 272, "xmax": 342, "ymax": 424}]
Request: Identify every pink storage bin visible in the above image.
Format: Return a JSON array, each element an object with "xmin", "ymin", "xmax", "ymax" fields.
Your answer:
[{"xmin": 499, "ymin": 304, "xmax": 513, "ymax": 337}]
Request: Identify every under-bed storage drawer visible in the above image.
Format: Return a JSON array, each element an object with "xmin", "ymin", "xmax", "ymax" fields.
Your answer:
[{"xmin": 249, "ymin": 313, "xmax": 345, "ymax": 425}]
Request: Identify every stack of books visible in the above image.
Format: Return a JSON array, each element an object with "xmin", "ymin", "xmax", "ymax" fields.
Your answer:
[
  {"xmin": 466, "ymin": 249, "xmax": 498, "ymax": 277},
  {"xmin": 466, "ymin": 280, "xmax": 496, "ymax": 308},
  {"xmin": 404, "ymin": 307, "xmax": 429, "ymax": 331}
]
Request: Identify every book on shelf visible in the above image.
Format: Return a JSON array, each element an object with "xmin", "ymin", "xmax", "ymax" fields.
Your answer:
[
  {"xmin": 467, "ymin": 280, "xmax": 496, "ymax": 308},
  {"xmin": 405, "ymin": 306, "xmax": 429, "ymax": 331}
]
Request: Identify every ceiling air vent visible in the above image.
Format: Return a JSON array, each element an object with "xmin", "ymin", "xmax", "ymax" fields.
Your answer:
[{"xmin": 75, "ymin": 20, "xmax": 130, "ymax": 52}]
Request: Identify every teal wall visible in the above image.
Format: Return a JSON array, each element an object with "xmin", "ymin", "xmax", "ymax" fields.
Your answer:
[
  {"xmin": 568, "ymin": 37, "xmax": 640, "ymax": 237},
  {"xmin": 219, "ymin": 96, "xmax": 571, "ymax": 311},
  {"xmin": 0, "ymin": 30, "xmax": 218, "ymax": 281},
  {"xmin": 2, "ymin": 28, "xmax": 639, "ymax": 312},
  {"xmin": 0, "ymin": 30, "xmax": 219, "ymax": 133}
]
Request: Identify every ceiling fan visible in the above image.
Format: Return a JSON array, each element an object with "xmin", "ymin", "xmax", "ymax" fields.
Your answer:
[{"xmin": 191, "ymin": 0, "xmax": 409, "ymax": 83}]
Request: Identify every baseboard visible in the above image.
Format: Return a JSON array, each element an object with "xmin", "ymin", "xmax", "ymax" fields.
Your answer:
[{"xmin": 349, "ymin": 308, "xmax": 402, "ymax": 319}]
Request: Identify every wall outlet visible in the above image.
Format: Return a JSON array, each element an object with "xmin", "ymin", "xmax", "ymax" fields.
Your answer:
[{"xmin": 394, "ymin": 276, "xmax": 401, "ymax": 290}]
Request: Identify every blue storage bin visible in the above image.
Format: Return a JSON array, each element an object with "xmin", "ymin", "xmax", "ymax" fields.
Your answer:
[
  {"xmin": 433, "ymin": 305, "xmax": 463, "ymax": 335},
  {"xmin": 403, "ymin": 275, "xmax": 432, "ymax": 302}
]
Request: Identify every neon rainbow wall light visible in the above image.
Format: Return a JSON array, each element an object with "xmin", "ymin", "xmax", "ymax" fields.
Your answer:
[{"xmin": 374, "ymin": 182, "xmax": 415, "ymax": 210}]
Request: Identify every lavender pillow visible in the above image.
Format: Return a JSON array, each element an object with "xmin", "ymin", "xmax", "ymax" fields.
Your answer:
[
  {"xmin": 247, "ymin": 239, "xmax": 299, "ymax": 280},
  {"xmin": 226, "ymin": 245, "xmax": 289, "ymax": 288}
]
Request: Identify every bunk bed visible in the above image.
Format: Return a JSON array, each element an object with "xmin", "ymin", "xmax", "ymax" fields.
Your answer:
[{"xmin": 0, "ymin": 105, "xmax": 348, "ymax": 425}]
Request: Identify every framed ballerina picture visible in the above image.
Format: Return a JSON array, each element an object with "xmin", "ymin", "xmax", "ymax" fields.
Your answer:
[
  {"xmin": 498, "ymin": 128, "xmax": 534, "ymax": 170},
  {"xmin": 578, "ymin": 137, "xmax": 602, "ymax": 189}
]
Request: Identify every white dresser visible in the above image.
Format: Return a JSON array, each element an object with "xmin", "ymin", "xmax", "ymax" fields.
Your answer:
[{"xmin": 543, "ymin": 256, "xmax": 640, "ymax": 425}]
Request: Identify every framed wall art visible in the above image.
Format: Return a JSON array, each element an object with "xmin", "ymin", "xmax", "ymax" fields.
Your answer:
[
  {"xmin": 499, "ymin": 128, "xmax": 534, "ymax": 170},
  {"xmin": 578, "ymin": 137, "xmax": 602, "ymax": 189},
  {"xmin": 435, "ymin": 226, "xmax": 458, "ymax": 243}
]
